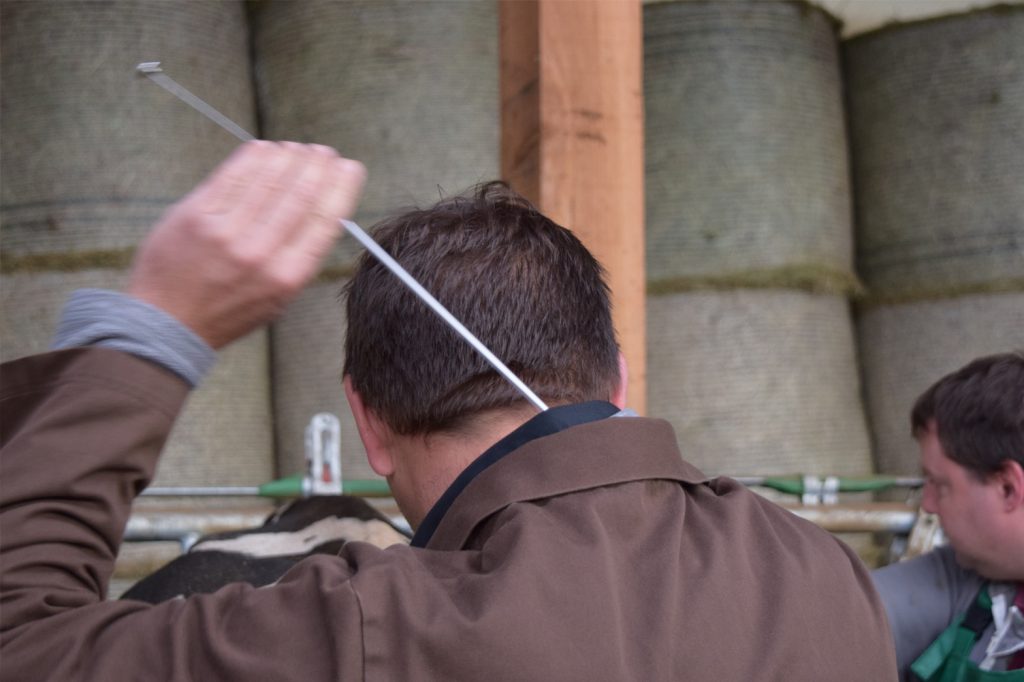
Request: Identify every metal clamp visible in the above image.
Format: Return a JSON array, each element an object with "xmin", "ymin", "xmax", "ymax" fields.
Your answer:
[
  {"xmin": 304, "ymin": 413, "xmax": 343, "ymax": 496},
  {"xmin": 801, "ymin": 475, "xmax": 840, "ymax": 505}
]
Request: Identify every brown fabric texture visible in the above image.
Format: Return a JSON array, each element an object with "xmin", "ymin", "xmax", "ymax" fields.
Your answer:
[{"xmin": 0, "ymin": 348, "xmax": 897, "ymax": 681}]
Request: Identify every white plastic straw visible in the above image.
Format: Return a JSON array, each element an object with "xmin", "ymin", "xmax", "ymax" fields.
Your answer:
[{"xmin": 137, "ymin": 62, "xmax": 549, "ymax": 412}]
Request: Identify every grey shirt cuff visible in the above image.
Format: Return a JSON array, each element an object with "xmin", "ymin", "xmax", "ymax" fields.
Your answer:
[{"xmin": 52, "ymin": 289, "xmax": 216, "ymax": 387}]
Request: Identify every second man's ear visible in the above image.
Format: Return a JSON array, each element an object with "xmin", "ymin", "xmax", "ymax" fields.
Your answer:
[
  {"xmin": 997, "ymin": 458, "xmax": 1024, "ymax": 512},
  {"xmin": 344, "ymin": 376, "xmax": 395, "ymax": 478},
  {"xmin": 610, "ymin": 351, "xmax": 629, "ymax": 410}
]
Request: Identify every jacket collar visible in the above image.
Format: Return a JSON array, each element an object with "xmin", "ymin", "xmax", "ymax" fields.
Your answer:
[
  {"xmin": 413, "ymin": 403, "xmax": 706, "ymax": 551},
  {"xmin": 411, "ymin": 401, "xmax": 620, "ymax": 547}
]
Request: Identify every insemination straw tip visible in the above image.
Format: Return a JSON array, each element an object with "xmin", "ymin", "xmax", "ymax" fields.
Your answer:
[{"xmin": 136, "ymin": 62, "xmax": 163, "ymax": 75}]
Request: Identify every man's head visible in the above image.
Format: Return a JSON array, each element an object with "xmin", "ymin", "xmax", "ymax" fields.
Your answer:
[
  {"xmin": 911, "ymin": 351, "xmax": 1024, "ymax": 579},
  {"xmin": 342, "ymin": 182, "xmax": 623, "ymax": 524}
]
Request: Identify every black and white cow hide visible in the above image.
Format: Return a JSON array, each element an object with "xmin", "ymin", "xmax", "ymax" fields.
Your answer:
[{"xmin": 121, "ymin": 495, "xmax": 410, "ymax": 604}]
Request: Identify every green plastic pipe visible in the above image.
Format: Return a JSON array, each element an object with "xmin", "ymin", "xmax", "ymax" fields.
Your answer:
[{"xmin": 734, "ymin": 475, "xmax": 923, "ymax": 496}]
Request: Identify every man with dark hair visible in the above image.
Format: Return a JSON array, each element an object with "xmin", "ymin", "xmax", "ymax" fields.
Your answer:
[
  {"xmin": 341, "ymin": 182, "xmax": 624, "ymax": 530},
  {"xmin": 873, "ymin": 352, "xmax": 1024, "ymax": 680},
  {"xmin": 1, "ymin": 142, "xmax": 896, "ymax": 680}
]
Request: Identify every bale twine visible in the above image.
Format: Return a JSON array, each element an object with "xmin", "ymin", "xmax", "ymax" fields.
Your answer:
[
  {"xmin": 0, "ymin": 1, "xmax": 274, "ymax": 492},
  {"xmin": 644, "ymin": 1, "xmax": 872, "ymax": 477},
  {"xmin": 648, "ymin": 290, "xmax": 871, "ymax": 476},
  {"xmin": 845, "ymin": 8, "xmax": 1024, "ymax": 473},
  {"xmin": 250, "ymin": 0, "xmax": 499, "ymax": 479},
  {"xmin": 858, "ymin": 294, "xmax": 1024, "ymax": 475}
]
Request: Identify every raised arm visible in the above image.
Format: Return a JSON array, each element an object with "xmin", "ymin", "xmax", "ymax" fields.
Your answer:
[{"xmin": 0, "ymin": 142, "xmax": 367, "ymax": 679}]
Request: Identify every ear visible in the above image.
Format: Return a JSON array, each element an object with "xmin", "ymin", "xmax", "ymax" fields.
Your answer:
[
  {"xmin": 996, "ymin": 459, "xmax": 1024, "ymax": 512},
  {"xmin": 344, "ymin": 375, "xmax": 395, "ymax": 478},
  {"xmin": 610, "ymin": 351, "xmax": 629, "ymax": 410}
]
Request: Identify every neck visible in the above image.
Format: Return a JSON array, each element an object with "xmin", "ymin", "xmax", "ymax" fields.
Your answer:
[{"xmin": 391, "ymin": 406, "xmax": 539, "ymax": 529}]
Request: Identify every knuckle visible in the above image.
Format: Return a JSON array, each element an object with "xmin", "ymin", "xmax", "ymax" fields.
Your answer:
[
  {"xmin": 206, "ymin": 228, "xmax": 235, "ymax": 251},
  {"xmin": 270, "ymin": 269, "xmax": 304, "ymax": 296},
  {"xmin": 260, "ymin": 178, "xmax": 288, "ymax": 196},
  {"xmin": 311, "ymin": 144, "xmax": 338, "ymax": 158},
  {"xmin": 228, "ymin": 242, "xmax": 267, "ymax": 270},
  {"xmin": 293, "ymin": 179, "xmax": 320, "ymax": 207}
]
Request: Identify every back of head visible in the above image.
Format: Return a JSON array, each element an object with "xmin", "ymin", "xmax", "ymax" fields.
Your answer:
[
  {"xmin": 911, "ymin": 351, "xmax": 1024, "ymax": 477},
  {"xmin": 343, "ymin": 182, "xmax": 620, "ymax": 436}
]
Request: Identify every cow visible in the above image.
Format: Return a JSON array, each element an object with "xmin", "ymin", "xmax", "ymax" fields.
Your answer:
[{"xmin": 122, "ymin": 495, "xmax": 410, "ymax": 604}]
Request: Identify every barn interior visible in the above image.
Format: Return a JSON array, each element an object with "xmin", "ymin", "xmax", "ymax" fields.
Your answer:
[{"xmin": 1, "ymin": 0, "xmax": 1021, "ymax": 598}]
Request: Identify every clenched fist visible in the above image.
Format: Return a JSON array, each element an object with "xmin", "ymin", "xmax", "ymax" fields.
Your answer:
[{"xmin": 127, "ymin": 141, "xmax": 366, "ymax": 348}]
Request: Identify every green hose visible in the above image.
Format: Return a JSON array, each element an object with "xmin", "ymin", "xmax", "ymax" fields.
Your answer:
[
  {"xmin": 257, "ymin": 475, "xmax": 392, "ymax": 498},
  {"xmin": 740, "ymin": 475, "xmax": 921, "ymax": 496}
]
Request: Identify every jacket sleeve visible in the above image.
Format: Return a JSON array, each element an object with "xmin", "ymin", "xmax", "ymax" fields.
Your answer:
[{"xmin": 0, "ymin": 349, "xmax": 365, "ymax": 680}]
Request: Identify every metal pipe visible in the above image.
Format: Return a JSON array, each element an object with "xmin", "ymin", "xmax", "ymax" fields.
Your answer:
[
  {"xmin": 733, "ymin": 474, "xmax": 924, "ymax": 496},
  {"xmin": 141, "ymin": 477, "xmax": 393, "ymax": 499},
  {"xmin": 121, "ymin": 502, "xmax": 920, "ymax": 548},
  {"xmin": 124, "ymin": 508, "xmax": 273, "ymax": 542},
  {"xmin": 143, "ymin": 486, "xmax": 262, "ymax": 497},
  {"xmin": 781, "ymin": 503, "xmax": 918, "ymax": 534}
]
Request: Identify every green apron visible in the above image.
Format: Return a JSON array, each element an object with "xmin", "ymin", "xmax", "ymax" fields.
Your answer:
[{"xmin": 910, "ymin": 585, "xmax": 1024, "ymax": 681}]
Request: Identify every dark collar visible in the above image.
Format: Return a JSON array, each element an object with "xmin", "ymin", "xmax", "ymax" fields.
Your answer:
[{"xmin": 410, "ymin": 401, "xmax": 621, "ymax": 548}]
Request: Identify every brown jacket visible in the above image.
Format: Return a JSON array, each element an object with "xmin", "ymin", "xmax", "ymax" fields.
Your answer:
[{"xmin": 0, "ymin": 348, "xmax": 897, "ymax": 681}]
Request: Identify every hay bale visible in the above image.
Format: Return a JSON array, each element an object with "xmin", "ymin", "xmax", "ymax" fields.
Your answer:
[
  {"xmin": 0, "ymin": 0, "xmax": 255, "ymax": 257},
  {"xmin": 845, "ymin": 7, "xmax": 1024, "ymax": 300},
  {"xmin": 644, "ymin": 0, "xmax": 855, "ymax": 291},
  {"xmin": 643, "ymin": 1, "xmax": 869, "ymax": 477},
  {"xmin": 0, "ymin": 1, "xmax": 271, "ymax": 490},
  {"xmin": 250, "ymin": 0, "xmax": 499, "ymax": 271},
  {"xmin": 858, "ymin": 293, "xmax": 1024, "ymax": 475},
  {"xmin": 647, "ymin": 290, "xmax": 873, "ymax": 477},
  {"xmin": 251, "ymin": 0, "xmax": 499, "ymax": 481},
  {"xmin": 846, "ymin": 8, "xmax": 1024, "ymax": 474}
]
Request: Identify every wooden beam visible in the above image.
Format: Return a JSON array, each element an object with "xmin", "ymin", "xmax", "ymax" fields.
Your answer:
[{"xmin": 501, "ymin": 0, "xmax": 646, "ymax": 413}]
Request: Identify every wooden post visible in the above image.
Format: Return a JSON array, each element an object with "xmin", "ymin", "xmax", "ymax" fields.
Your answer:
[{"xmin": 501, "ymin": 0, "xmax": 646, "ymax": 413}]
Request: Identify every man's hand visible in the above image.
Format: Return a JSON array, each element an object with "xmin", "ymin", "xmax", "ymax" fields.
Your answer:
[{"xmin": 127, "ymin": 141, "xmax": 365, "ymax": 349}]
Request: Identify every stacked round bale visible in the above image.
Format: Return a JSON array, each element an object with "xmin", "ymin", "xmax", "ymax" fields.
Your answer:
[
  {"xmin": 249, "ymin": 0, "xmax": 499, "ymax": 478},
  {"xmin": 0, "ymin": 1, "xmax": 274, "ymax": 493},
  {"xmin": 644, "ymin": 1, "xmax": 874, "ymax": 478},
  {"xmin": 845, "ymin": 7, "xmax": 1024, "ymax": 475}
]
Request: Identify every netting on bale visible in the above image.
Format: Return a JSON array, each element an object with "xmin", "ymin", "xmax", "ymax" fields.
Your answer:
[
  {"xmin": 648, "ymin": 290, "xmax": 870, "ymax": 476},
  {"xmin": 644, "ymin": 0, "xmax": 855, "ymax": 289},
  {"xmin": 0, "ymin": 1, "xmax": 274, "ymax": 493},
  {"xmin": 249, "ymin": 0, "xmax": 499, "ymax": 479},
  {"xmin": 644, "ymin": 0, "xmax": 873, "ymax": 478},
  {"xmin": 0, "ymin": 0, "xmax": 256, "ymax": 256},
  {"xmin": 845, "ymin": 7, "xmax": 1024, "ymax": 474}
]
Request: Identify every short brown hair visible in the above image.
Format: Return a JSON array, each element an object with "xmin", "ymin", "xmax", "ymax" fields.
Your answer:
[
  {"xmin": 343, "ymin": 182, "xmax": 620, "ymax": 435},
  {"xmin": 911, "ymin": 352, "xmax": 1024, "ymax": 477}
]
